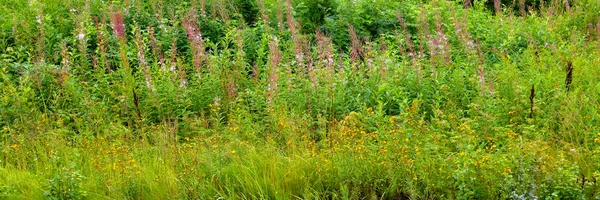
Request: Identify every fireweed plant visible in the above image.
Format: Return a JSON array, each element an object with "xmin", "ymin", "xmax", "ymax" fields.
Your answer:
[{"xmin": 1, "ymin": 0, "xmax": 600, "ymax": 199}]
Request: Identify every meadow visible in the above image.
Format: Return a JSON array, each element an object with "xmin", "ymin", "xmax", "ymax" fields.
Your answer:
[{"xmin": 1, "ymin": 0, "xmax": 600, "ymax": 199}]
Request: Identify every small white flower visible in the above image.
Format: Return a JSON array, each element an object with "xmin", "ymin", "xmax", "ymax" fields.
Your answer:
[{"xmin": 77, "ymin": 33, "xmax": 85, "ymax": 40}]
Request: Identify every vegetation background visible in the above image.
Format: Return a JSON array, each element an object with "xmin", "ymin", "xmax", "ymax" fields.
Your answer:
[{"xmin": 0, "ymin": 0, "xmax": 599, "ymax": 199}]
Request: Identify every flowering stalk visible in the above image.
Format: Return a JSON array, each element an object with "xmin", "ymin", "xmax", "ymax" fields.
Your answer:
[
  {"xmin": 417, "ymin": 5, "xmax": 430, "ymax": 62},
  {"xmin": 168, "ymin": 38, "xmax": 186, "ymax": 87},
  {"xmin": 286, "ymin": 0, "xmax": 305, "ymax": 71},
  {"xmin": 169, "ymin": 38, "xmax": 178, "ymax": 73},
  {"xmin": 182, "ymin": 18, "xmax": 206, "ymax": 75},
  {"xmin": 396, "ymin": 12, "xmax": 417, "ymax": 65},
  {"xmin": 316, "ymin": 30, "xmax": 335, "ymax": 75},
  {"xmin": 150, "ymin": 0, "xmax": 164, "ymax": 23},
  {"xmin": 235, "ymin": 29, "xmax": 245, "ymax": 74},
  {"xmin": 110, "ymin": 11, "xmax": 130, "ymax": 74},
  {"xmin": 276, "ymin": 3, "xmax": 285, "ymax": 34},
  {"xmin": 363, "ymin": 38, "xmax": 374, "ymax": 74},
  {"xmin": 199, "ymin": 0, "xmax": 207, "ymax": 18},
  {"xmin": 134, "ymin": 25, "xmax": 154, "ymax": 91},
  {"xmin": 257, "ymin": 0, "xmax": 270, "ymax": 31},
  {"xmin": 494, "ymin": 0, "xmax": 502, "ymax": 15},
  {"xmin": 55, "ymin": 42, "xmax": 70, "ymax": 86},
  {"xmin": 378, "ymin": 36, "xmax": 388, "ymax": 78},
  {"xmin": 304, "ymin": 40, "xmax": 317, "ymax": 87},
  {"xmin": 110, "ymin": 10, "xmax": 137, "ymax": 126},
  {"xmin": 316, "ymin": 30, "xmax": 337, "ymax": 119},
  {"xmin": 147, "ymin": 26, "xmax": 165, "ymax": 70},
  {"xmin": 215, "ymin": 0, "xmax": 229, "ymax": 22},
  {"xmin": 348, "ymin": 24, "xmax": 362, "ymax": 66},
  {"xmin": 35, "ymin": 12, "xmax": 45, "ymax": 65},
  {"xmin": 519, "ymin": 0, "xmax": 526, "ymax": 16},
  {"xmin": 464, "ymin": 0, "xmax": 472, "ymax": 8},
  {"xmin": 267, "ymin": 37, "xmax": 281, "ymax": 108},
  {"xmin": 452, "ymin": 9, "xmax": 475, "ymax": 51},
  {"xmin": 76, "ymin": 21, "xmax": 88, "ymax": 69},
  {"xmin": 111, "ymin": 11, "xmax": 126, "ymax": 42},
  {"xmin": 433, "ymin": 10, "xmax": 451, "ymax": 67},
  {"xmin": 305, "ymin": 50, "xmax": 315, "ymax": 116},
  {"xmin": 94, "ymin": 16, "xmax": 111, "ymax": 72},
  {"xmin": 597, "ymin": 20, "xmax": 600, "ymax": 41},
  {"xmin": 285, "ymin": 0, "xmax": 297, "ymax": 36},
  {"xmin": 60, "ymin": 42, "xmax": 70, "ymax": 69},
  {"xmin": 225, "ymin": 76, "xmax": 238, "ymax": 102}
]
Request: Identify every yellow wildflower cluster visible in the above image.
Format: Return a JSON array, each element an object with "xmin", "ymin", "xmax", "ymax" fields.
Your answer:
[
  {"xmin": 507, "ymin": 129, "xmax": 519, "ymax": 139},
  {"xmin": 502, "ymin": 167, "xmax": 511, "ymax": 176},
  {"xmin": 90, "ymin": 144, "xmax": 140, "ymax": 186},
  {"xmin": 459, "ymin": 123, "xmax": 475, "ymax": 135}
]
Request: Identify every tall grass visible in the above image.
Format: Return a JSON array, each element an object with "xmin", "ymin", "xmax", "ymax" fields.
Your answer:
[{"xmin": 1, "ymin": 0, "xmax": 600, "ymax": 199}]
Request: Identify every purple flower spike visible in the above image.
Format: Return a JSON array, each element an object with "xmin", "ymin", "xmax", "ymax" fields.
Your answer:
[{"xmin": 110, "ymin": 12, "xmax": 126, "ymax": 41}]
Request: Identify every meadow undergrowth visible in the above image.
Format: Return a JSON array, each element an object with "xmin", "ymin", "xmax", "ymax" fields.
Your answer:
[{"xmin": 1, "ymin": 0, "xmax": 600, "ymax": 199}]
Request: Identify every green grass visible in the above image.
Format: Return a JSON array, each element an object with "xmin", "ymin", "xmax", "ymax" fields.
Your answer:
[{"xmin": 1, "ymin": 0, "xmax": 600, "ymax": 199}]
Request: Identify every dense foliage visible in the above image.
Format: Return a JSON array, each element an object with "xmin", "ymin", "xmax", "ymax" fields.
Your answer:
[{"xmin": 1, "ymin": 0, "xmax": 600, "ymax": 199}]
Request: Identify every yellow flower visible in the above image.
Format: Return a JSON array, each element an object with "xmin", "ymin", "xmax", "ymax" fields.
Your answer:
[
  {"xmin": 459, "ymin": 123, "xmax": 470, "ymax": 131},
  {"xmin": 502, "ymin": 167, "xmax": 511, "ymax": 176},
  {"xmin": 507, "ymin": 130, "xmax": 518, "ymax": 139},
  {"xmin": 448, "ymin": 114, "xmax": 456, "ymax": 120}
]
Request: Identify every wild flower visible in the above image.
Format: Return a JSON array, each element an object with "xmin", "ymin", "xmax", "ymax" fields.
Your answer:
[
  {"xmin": 276, "ymin": 3, "xmax": 285, "ymax": 33},
  {"xmin": 110, "ymin": 11, "xmax": 126, "ymax": 41},
  {"xmin": 36, "ymin": 15, "xmax": 42, "ymax": 25},
  {"xmin": 464, "ymin": 0, "xmax": 472, "ymax": 8},
  {"xmin": 226, "ymin": 76, "xmax": 238, "ymax": 100},
  {"xmin": 417, "ymin": 5, "xmax": 431, "ymax": 60},
  {"xmin": 257, "ymin": 0, "xmax": 270, "ymax": 28},
  {"xmin": 148, "ymin": 26, "xmax": 165, "ymax": 70},
  {"xmin": 169, "ymin": 39, "xmax": 178, "ymax": 72},
  {"xmin": 285, "ymin": 0, "xmax": 296, "ymax": 34},
  {"xmin": 60, "ymin": 42, "xmax": 70, "ymax": 68},
  {"xmin": 493, "ymin": 0, "xmax": 502, "ymax": 14},
  {"xmin": 182, "ymin": 18, "xmax": 205, "ymax": 73},
  {"xmin": 134, "ymin": 25, "xmax": 154, "ymax": 90},
  {"xmin": 316, "ymin": 30, "xmax": 335, "ymax": 73},
  {"xmin": 93, "ymin": 16, "xmax": 111, "ymax": 72},
  {"xmin": 348, "ymin": 25, "xmax": 362, "ymax": 65},
  {"xmin": 363, "ymin": 38, "xmax": 374, "ymax": 71},
  {"xmin": 267, "ymin": 37, "xmax": 281, "ymax": 107},
  {"xmin": 397, "ymin": 12, "xmax": 416, "ymax": 64},
  {"xmin": 597, "ymin": 21, "xmax": 600, "ymax": 38},
  {"xmin": 77, "ymin": 33, "xmax": 85, "ymax": 41}
]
